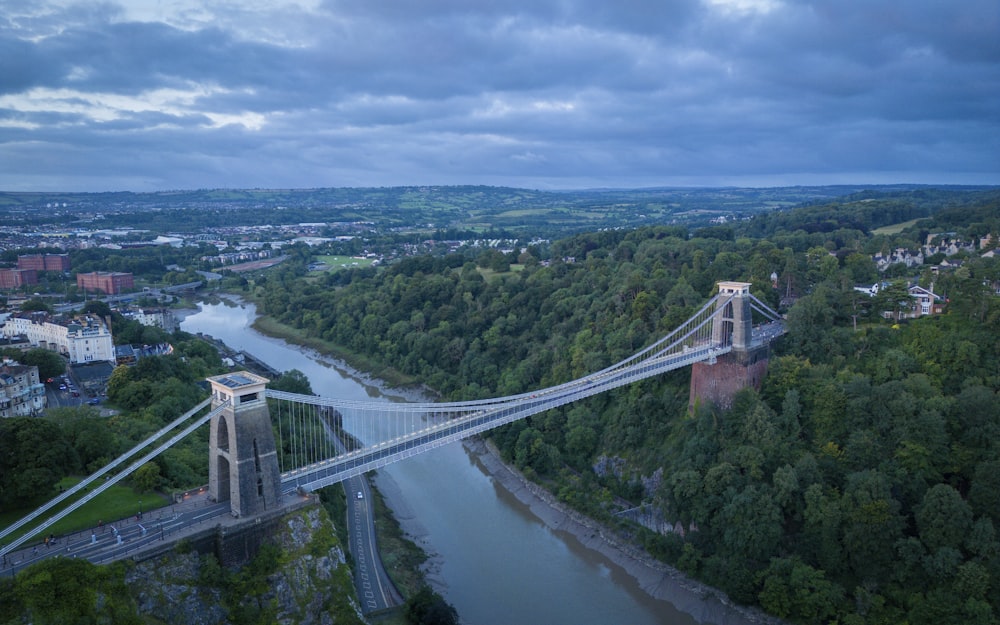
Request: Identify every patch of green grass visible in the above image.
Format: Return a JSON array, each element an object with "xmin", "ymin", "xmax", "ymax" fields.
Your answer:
[
  {"xmin": 872, "ymin": 218, "xmax": 922, "ymax": 235},
  {"xmin": 495, "ymin": 208, "xmax": 556, "ymax": 218},
  {"xmin": 310, "ymin": 255, "xmax": 374, "ymax": 272},
  {"xmin": 475, "ymin": 264, "xmax": 524, "ymax": 281},
  {"xmin": 0, "ymin": 477, "xmax": 170, "ymax": 546}
]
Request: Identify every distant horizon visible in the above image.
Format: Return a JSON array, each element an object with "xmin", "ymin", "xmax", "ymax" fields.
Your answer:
[{"xmin": 2, "ymin": 180, "xmax": 999, "ymax": 197}]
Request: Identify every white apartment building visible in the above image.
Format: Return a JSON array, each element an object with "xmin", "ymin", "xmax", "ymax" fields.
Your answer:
[
  {"xmin": 0, "ymin": 361, "xmax": 46, "ymax": 417},
  {"xmin": 121, "ymin": 307, "xmax": 178, "ymax": 332},
  {"xmin": 1, "ymin": 313, "xmax": 115, "ymax": 364}
]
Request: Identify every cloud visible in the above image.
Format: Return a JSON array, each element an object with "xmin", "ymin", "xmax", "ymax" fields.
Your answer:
[{"xmin": 0, "ymin": 0, "xmax": 997, "ymax": 191}]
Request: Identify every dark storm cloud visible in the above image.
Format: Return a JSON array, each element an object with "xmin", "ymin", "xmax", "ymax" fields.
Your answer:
[{"xmin": 0, "ymin": 0, "xmax": 996, "ymax": 191}]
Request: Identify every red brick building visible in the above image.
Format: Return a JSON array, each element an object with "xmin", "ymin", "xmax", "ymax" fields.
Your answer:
[
  {"xmin": 0, "ymin": 269, "xmax": 38, "ymax": 289},
  {"xmin": 77, "ymin": 271, "xmax": 134, "ymax": 295},
  {"xmin": 18, "ymin": 254, "xmax": 71, "ymax": 272}
]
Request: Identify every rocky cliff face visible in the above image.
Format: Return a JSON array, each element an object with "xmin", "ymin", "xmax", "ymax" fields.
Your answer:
[{"xmin": 124, "ymin": 505, "xmax": 364, "ymax": 625}]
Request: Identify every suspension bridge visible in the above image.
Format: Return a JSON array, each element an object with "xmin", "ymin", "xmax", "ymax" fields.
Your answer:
[{"xmin": 0, "ymin": 282, "xmax": 783, "ymax": 564}]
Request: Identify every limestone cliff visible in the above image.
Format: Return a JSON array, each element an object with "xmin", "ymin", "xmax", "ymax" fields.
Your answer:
[{"xmin": 124, "ymin": 504, "xmax": 365, "ymax": 625}]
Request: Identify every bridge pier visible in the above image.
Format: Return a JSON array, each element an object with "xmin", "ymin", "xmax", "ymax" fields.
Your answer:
[
  {"xmin": 689, "ymin": 346, "xmax": 770, "ymax": 411},
  {"xmin": 690, "ymin": 282, "xmax": 769, "ymax": 411},
  {"xmin": 207, "ymin": 372, "xmax": 283, "ymax": 518}
]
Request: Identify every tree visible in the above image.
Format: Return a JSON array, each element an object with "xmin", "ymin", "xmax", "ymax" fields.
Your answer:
[
  {"xmin": 720, "ymin": 485, "xmax": 783, "ymax": 565},
  {"xmin": 916, "ymin": 484, "xmax": 974, "ymax": 552},
  {"xmin": 783, "ymin": 285, "xmax": 841, "ymax": 363},
  {"xmin": 405, "ymin": 587, "xmax": 458, "ymax": 625},
  {"xmin": 758, "ymin": 557, "xmax": 845, "ymax": 624},
  {"xmin": 48, "ymin": 407, "xmax": 118, "ymax": 472},
  {"xmin": 802, "ymin": 484, "xmax": 844, "ymax": 575},
  {"xmin": 970, "ymin": 461, "xmax": 1000, "ymax": 522},
  {"xmin": 132, "ymin": 461, "xmax": 162, "ymax": 493},
  {"xmin": 106, "ymin": 365, "xmax": 135, "ymax": 401},
  {"xmin": 10, "ymin": 558, "xmax": 141, "ymax": 624},
  {"xmin": 19, "ymin": 298, "xmax": 51, "ymax": 313},
  {"xmin": 81, "ymin": 300, "xmax": 112, "ymax": 319},
  {"xmin": 873, "ymin": 280, "xmax": 911, "ymax": 322},
  {"xmin": 16, "ymin": 348, "xmax": 67, "ymax": 380},
  {"xmin": 0, "ymin": 418, "xmax": 78, "ymax": 507},
  {"xmin": 268, "ymin": 369, "xmax": 314, "ymax": 395},
  {"xmin": 841, "ymin": 470, "xmax": 905, "ymax": 583}
]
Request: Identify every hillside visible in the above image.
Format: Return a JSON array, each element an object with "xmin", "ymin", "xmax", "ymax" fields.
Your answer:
[{"xmin": 244, "ymin": 189, "xmax": 1000, "ymax": 624}]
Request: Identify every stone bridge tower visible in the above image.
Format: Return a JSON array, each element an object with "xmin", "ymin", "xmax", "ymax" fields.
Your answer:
[
  {"xmin": 208, "ymin": 372, "xmax": 282, "ymax": 517},
  {"xmin": 690, "ymin": 282, "xmax": 771, "ymax": 411}
]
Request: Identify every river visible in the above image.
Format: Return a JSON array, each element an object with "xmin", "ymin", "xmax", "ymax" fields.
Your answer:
[{"xmin": 180, "ymin": 298, "xmax": 729, "ymax": 625}]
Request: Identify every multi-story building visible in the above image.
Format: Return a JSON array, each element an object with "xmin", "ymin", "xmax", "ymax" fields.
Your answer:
[
  {"xmin": 17, "ymin": 253, "xmax": 71, "ymax": 272},
  {"xmin": 122, "ymin": 307, "xmax": 178, "ymax": 332},
  {"xmin": 0, "ymin": 361, "xmax": 46, "ymax": 417},
  {"xmin": 0, "ymin": 334, "xmax": 31, "ymax": 352},
  {"xmin": 0, "ymin": 269, "xmax": 38, "ymax": 289},
  {"xmin": 77, "ymin": 271, "xmax": 134, "ymax": 295},
  {"xmin": 0, "ymin": 312, "xmax": 115, "ymax": 364},
  {"xmin": 907, "ymin": 285, "xmax": 946, "ymax": 318}
]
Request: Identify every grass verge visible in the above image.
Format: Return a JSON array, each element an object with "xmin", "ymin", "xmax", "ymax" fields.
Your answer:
[{"xmin": 1, "ymin": 477, "xmax": 169, "ymax": 547}]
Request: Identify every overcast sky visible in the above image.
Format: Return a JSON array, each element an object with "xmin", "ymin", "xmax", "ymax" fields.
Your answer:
[{"xmin": 1, "ymin": 0, "xmax": 998, "ymax": 192}]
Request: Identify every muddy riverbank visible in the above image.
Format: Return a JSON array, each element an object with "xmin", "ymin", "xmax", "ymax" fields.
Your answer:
[{"xmin": 458, "ymin": 438, "xmax": 784, "ymax": 625}]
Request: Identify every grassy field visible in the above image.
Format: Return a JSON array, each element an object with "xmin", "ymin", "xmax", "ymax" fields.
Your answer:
[
  {"xmin": 475, "ymin": 264, "xmax": 525, "ymax": 281},
  {"xmin": 0, "ymin": 476, "xmax": 169, "ymax": 546},
  {"xmin": 310, "ymin": 255, "xmax": 375, "ymax": 272},
  {"xmin": 872, "ymin": 218, "xmax": 923, "ymax": 235}
]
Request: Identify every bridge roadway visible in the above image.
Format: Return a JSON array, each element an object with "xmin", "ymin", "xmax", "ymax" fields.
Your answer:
[
  {"xmin": 277, "ymin": 319, "xmax": 782, "ymax": 493},
  {"xmin": 277, "ymin": 340, "xmax": 745, "ymax": 492},
  {"xmin": 0, "ymin": 489, "xmax": 266, "ymax": 576}
]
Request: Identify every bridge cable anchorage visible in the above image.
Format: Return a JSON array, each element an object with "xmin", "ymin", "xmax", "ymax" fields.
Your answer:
[{"xmin": 0, "ymin": 399, "xmax": 227, "ymax": 559}]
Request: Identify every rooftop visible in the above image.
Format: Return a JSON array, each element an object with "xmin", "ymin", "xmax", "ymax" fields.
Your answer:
[{"xmin": 208, "ymin": 371, "xmax": 269, "ymax": 390}]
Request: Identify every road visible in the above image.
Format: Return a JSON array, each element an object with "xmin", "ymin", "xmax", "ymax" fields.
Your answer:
[
  {"xmin": 315, "ymin": 411, "xmax": 402, "ymax": 613},
  {"xmin": 346, "ymin": 475, "xmax": 403, "ymax": 612},
  {"xmin": 1, "ymin": 490, "xmax": 232, "ymax": 576}
]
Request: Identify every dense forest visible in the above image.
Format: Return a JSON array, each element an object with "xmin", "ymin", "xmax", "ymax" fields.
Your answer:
[{"xmin": 245, "ymin": 190, "xmax": 1000, "ymax": 624}]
